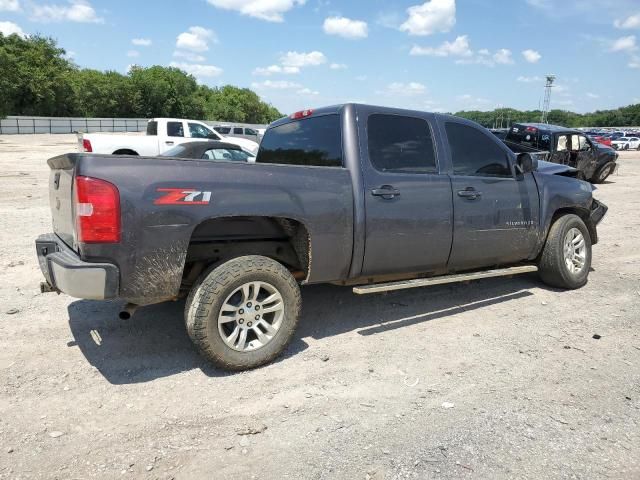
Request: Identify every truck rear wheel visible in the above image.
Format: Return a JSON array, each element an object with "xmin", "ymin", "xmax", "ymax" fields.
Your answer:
[
  {"xmin": 538, "ymin": 214, "xmax": 591, "ymax": 289},
  {"xmin": 185, "ymin": 255, "xmax": 301, "ymax": 371}
]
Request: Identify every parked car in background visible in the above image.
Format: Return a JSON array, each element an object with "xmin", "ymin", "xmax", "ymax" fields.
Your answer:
[
  {"xmin": 78, "ymin": 118, "xmax": 259, "ymax": 156},
  {"xmin": 213, "ymin": 125, "xmax": 262, "ymax": 142},
  {"xmin": 489, "ymin": 128, "xmax": 509, "ymax": 140},
  {"xmin": 588, "ymin": 135, "xmax": 612, "ymax": 147},
  {"xmin": 37, "ymin": 103, "xmax": 608, "ymax": 370},
  {"xmin": 161, "ymin": 141, "xmax": 256, "ymax": 162},
  {"xmin": 611, "ymin": 136, "xmax": 640, "ymax": 150},
  {"xmin": 504, "ymin": 123, "xmax": 618, "ymax": 183}
]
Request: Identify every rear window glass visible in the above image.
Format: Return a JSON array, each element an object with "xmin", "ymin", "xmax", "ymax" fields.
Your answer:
[
  {"xmin": 214, "ymin": 126, "xmax": 231, "ymax": 134},
  {"xmin": 367, "ymin": 114, "xmax": 437, "ymax": 174},
  {"xmin": 161, "ymin": 145, "xmax": 189, "ymax": 157},
  {"xmin": 257, "ymin": 114, "xmax": 342, "ymax": 167},
  {"xmin": 147, "ymin": 121, "xmax": 158, "ymax": 136},
  {"xmin": 505, "ymin": 125, "xmax": 550, "ymax": 151}
]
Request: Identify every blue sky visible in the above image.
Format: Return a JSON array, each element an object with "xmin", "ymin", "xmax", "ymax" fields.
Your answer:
[{"xmin": 1, "ymin": 0, "xmax": 639, "ymax": 115}]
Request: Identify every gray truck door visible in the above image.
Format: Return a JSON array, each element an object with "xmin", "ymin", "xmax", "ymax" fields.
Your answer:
[
  {"xmin": 443, "ymin": 120, "xmax": 540, "ymax": 271},
  {"xmin": 359, "ymin": 111, "xmax": 453, "ymax": 277}
]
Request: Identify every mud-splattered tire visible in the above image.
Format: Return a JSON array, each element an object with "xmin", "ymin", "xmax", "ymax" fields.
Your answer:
[
  {"xmin": 185, "ymin": 256, "xmax": 301, "ymax": 371},
  {"xmin": 538, "ymin": 214, "xmax": 592, "ymax": 289}
]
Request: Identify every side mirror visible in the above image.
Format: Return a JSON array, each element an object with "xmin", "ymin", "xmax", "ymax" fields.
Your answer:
[{"xmin": 515, "ymin": 153, "xmax": 538, "ymax": 175}]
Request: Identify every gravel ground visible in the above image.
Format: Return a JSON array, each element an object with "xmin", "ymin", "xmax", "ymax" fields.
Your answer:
[{"xmin": 1, "ymin": 134, "xmax": 639, "ymax": 480}]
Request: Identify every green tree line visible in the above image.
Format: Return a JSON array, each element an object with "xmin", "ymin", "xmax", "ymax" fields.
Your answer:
[
  {"xmin": 0, "ymin": 33, "xmax": 282, "ymax": 123},
  {"xmin": 455, "ymin": 104, "xmax": 640, "ymax": 129}
]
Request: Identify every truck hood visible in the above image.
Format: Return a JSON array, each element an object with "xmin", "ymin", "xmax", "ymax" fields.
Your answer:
[{"xmin": 535, "ymin": 160, "xmax": 577, "ymax": 176}]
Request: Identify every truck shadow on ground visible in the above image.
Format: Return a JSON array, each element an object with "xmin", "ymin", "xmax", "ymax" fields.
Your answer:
[{"xmin": 68, "ymin": 274, "xmax": 540, "ymax": 385}]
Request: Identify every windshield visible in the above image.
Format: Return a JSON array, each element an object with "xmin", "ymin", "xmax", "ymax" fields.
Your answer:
[
  {"xmin": 161, "ymin": 145, "xmax": 189, "ymax": 157},
  {"xmin": 203, "ymin": 148, "xmax": 254, "ymax": 162}
]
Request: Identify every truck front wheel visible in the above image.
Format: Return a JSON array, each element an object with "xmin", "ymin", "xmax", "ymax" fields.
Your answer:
[
  {"xmin": 185, "ymin": 255, "xmax": 302, "ymax": 371},
  {"xmin": 538, "ymin": 214, "xmax": 592, "ymax": 289}
]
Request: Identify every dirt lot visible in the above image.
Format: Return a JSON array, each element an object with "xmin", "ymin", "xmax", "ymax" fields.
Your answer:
[{"xmin": 0, "ymin": 134, "xmax": 639, "ymax": 480}]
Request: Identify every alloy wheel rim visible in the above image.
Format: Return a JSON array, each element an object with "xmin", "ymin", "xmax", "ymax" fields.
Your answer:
[
  {"xmin": 563, "ymin": 228, "xmax": 586, "ymax": 274},
  {"xmin": 218, "ymin": 281, "xmax": 285, "ymax": 352}
]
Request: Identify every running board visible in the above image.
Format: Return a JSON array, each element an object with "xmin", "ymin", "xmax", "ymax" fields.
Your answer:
[{"xmin": 352, "ymin": 265, "xmax": 538, "ymax": 295}]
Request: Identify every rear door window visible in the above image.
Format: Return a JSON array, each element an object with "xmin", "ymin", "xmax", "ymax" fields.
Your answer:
[
  {"xmin": 167, "ymin": 121, "xmax": 184, "ymax": 137},
  {"xmin": 257, "ymin": 114, "xmax": 342, "ymax": 167},
  {"xmin": 233, "ymin": 127, "xmax": 244, "ymax": 135},
  {"xmin": 215, "ymin": 126, "xmax": 231, "ymax": 134},
  {"xmin": 446, "ymin": 122, "xmax": 512, "ymax": 177},
  {"xmin": 147, "ymin": 121, "xmax": 158, "ymax": 136},
  {"xmin": 367, "ymin": 114, "xmax": 437, "ymax": 174}
]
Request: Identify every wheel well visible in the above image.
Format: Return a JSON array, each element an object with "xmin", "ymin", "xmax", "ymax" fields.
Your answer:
[
  {"xmin": 113, "ymin": 149, "xmax": 138, "ymax": 155},
  {"xmin": 550, "ymin": 207, "xmax": 597, "ymax": 245},
  {"xmin": 180, "ymin": 216, "xmax": 311, "ymax": 292}
]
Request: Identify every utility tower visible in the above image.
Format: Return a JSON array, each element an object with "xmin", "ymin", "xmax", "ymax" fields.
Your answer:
[{"xmin": 540, "ymin": 74, "xmax": 556, "ymax": 124}]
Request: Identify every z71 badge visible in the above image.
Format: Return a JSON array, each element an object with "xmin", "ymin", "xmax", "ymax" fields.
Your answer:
[{"xmin": 154, "ymin": 188, "xmax": 212, "ymax": 205}]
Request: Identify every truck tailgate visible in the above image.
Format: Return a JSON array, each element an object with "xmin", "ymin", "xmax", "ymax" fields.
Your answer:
[{"xmin": 47, "ymin": 154, "xmax": 76, "ymax": 249}]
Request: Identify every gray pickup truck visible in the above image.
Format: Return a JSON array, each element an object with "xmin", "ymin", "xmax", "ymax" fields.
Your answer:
[{"xmin": 36, "ymin": 104, "xmax": 608, "ymax": 370}]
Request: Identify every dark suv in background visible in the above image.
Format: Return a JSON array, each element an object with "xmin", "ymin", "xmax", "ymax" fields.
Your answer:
[{"xmin": 504, "ymin": 123, "xmax": 618, "ymax": 183}]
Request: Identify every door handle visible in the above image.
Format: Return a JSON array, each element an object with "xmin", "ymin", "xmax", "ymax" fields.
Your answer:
[
  {"xmin": 165, "ymin": 141, "xmax": 174, "ymax": 145},
  {"xmin": 371, "ymin": 186, "xmax": 401, "ymax": 199},
  {"xmin": 457, "ymin": 188, "xmax": 482, "ymax": 200}
]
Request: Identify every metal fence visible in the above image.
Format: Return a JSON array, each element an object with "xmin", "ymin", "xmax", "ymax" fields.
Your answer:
[
  {"xmin": 0, "ymin": 116, "xmax": 268, "ymax": 135},
  {"xmin": 0, "ymin": 116, "xmax": 148, "ymax": 134}
]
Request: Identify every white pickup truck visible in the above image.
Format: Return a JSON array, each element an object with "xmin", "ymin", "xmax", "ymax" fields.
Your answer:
[{"xmin": 78, "ymin": 118, "xmax": 260, "ymax": 156}]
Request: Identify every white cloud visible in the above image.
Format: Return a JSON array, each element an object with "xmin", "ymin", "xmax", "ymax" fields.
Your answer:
[
  {"xmin": 614, "ymin": 13, "xmax": 640, "ymax": 29},
  {"xmin": 281, "ymin": 50, "xmax": 327, "ymax": 67},
  {"xmin": 252, "ymin": 64, "xmax": 300, "ymax": 75},
  {"xmin": 169, "ymin": 61, "xmax": 223, "ymax": 78},
  {"xmin": 127, "ymin": 50, "xmax": 139, "ymax": 58},
  {"xmin": 132, "ymin": 38, "xmax": 152, "ymax": 47},
  {"xmin": 493, "ymin": 48, "xmax": 514, "ymax": 64},
  {"xmin": 0, "ymin": 20, "xmax": 24, "ymax": 36},
  {"xmin": 176, "ymin": 26, "xmax": 216, "ymax": 52},
  {"xmin": 517, "ymin": 75, "xmax": 543, "ymax": 83},
  {"xmin": 400, "ymin": 0, "xmax": 456, "ymax": 36},
  {"xmin": 586, "ymin": 92, "xmax": 599, "ymax": 99},
  {"xmin": 251, "ymin": 80, "xmax": 303, "ymax": 90},
  {"xmin": 629, "ymin": 55, "xmax": 640, "ymax": 68},
  {"xmin": 206, "ymin": 0, "xmax": 305, "ymax": 22},
  {"xmin": 522, "ymin": 49, "xmax": 541, "ymax": 63},
  {"xmin": 31, "ymin": 0, "xmax": 103, "ymax": 23},
  {"xmin": 173, "ymin": 50, "xmax": 206, "ymax": 62},
  {"xmin": 410, "ymin": 35, "xmax": 472, "ymax": 57},
  {"xmin": 323, "ymin": 16, "xmax": 368, "ymax": 39},
  {"xmin": 384, "ymin": 81, "xmax": 427, "ymax": 96},
  {"xmin": 0, "ymin": 0, "xmax": 20, "ymax": 12},
  {"xmin": 329, "ymin": 63, "xmax": 347, "ymax": 70},
  {"xmin": 610, "ymin": 35, "xmax": 637, "ymax": 52},
  {"xmin": 297, "ymin": 87, "xmax": 319, "ymax": 95}
]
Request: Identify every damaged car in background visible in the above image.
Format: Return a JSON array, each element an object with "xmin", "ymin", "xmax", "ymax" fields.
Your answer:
[{"xmin": 504, "ymin": 123, "xmax": 618, "ymax": 183}]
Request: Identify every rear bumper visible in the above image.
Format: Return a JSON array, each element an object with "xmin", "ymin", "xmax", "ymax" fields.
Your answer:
[{"xmin": 35, "ymin": 233, "xmax": 119, "ymax": 300}]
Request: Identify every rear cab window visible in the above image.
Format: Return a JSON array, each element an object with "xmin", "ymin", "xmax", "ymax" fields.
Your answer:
[
  {"xmin": 257, "ymin": 114, "xmax": 342, "ymax": 167},
  {"xmin": 505, "ymin": 124, "xmax": 550, "ymax": 151}
]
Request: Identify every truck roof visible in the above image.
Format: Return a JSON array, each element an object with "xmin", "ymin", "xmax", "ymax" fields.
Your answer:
[
  {"xmin": 514, "ymin": 123, "xmax": 579, "ymax": 134},
  {"xmin": 270, "ymin": 103, "xmax": 471, "ymax": 129}
]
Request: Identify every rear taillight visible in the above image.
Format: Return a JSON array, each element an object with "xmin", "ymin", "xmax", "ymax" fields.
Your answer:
[
  {"xmin": 82, "ymin": 139, "xmax": 92, "ymax": 152},
  {"xmin": 289, "ymin": 109, "xmax": 314, "ymax": 120},
  {"xmin": 74, "ymin": 176, "xmax": 120, "ymax": 243}
]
